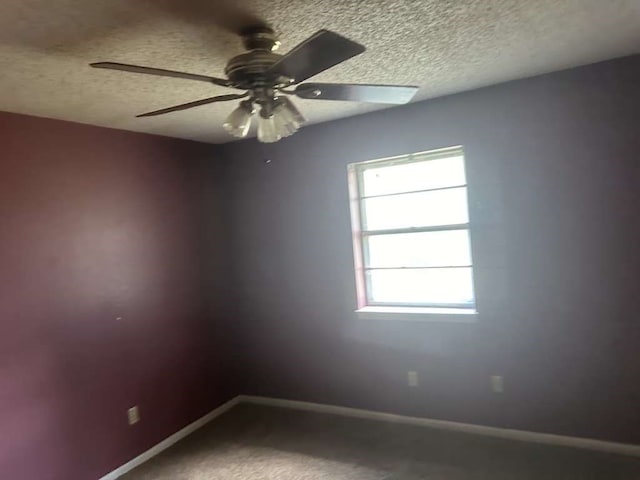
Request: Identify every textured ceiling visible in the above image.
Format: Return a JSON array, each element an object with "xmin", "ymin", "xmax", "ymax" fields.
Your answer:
[{"xmin": 0, "ymin": 0, "xmax": 639, "ymax": 144}]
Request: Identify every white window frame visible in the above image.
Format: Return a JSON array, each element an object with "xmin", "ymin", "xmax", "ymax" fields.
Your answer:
[{"xmin": 348, "ymin": 146, "xmax": 477, "ymax": 321}]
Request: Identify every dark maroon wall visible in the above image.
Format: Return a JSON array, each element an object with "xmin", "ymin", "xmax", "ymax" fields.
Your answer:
[
  {"xmin": 0, "ymin": 113, "xmax": 232, "ymax": 480},
  {"xmin": 221, "ymin": 55, "xmax": 640, "ymax": 444}
]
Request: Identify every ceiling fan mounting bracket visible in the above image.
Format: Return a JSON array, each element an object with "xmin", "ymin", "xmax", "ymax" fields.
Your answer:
[{"xmin": 240, "ymin": 26, "xmax": 281, "ymax": 52}]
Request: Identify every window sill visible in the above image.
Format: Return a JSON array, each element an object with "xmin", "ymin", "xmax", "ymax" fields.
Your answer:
[{"xmin": 355, "ymin": 306, "xmax": 478, "ymax": 322}]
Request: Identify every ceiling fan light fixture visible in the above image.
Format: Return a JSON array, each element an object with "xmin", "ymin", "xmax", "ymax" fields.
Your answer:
[
  {"xmin": 91, "ymin": 29, "xmax": 419, "ymax": 143},
  {"xmin": 223, "ymin": 100, "xmax": 254, "ymax": 138}
]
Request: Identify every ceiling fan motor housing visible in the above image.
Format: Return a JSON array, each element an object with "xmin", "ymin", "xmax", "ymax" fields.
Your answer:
[
  {"xmin": 225, "ymin": 51, "xmax": 286, "ymax": 89},
  {"xmin": 225, "ymin": 27, "xmax": 290, "ymax": 90}
]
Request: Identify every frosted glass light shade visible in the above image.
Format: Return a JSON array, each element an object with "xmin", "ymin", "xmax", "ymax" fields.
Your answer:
[
  {"xmin": 223, "ymin": 102, "xmax": 253, "ymax": 138},
  {"xmin": 257, "ymin": 115, "xmax": 280, "ymax": 143},
  {"xmin": 273, "ymin": 111, "xmax": 297, "ymax": 137},
  {"xmin": 278, "ymin": 97, "xmax": 306, "ymax": 125},
  {"xmin": 268, "ymin": 97, "xmax": 306, "ymax": 140}
]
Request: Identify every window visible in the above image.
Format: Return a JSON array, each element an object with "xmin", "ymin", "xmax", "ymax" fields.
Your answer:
[{"xmin": 348, "ymin": 146, "xmax": 476, "ymax": 319}]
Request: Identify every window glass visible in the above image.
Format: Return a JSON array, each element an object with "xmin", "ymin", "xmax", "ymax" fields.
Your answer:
[
  {"xmin": 362, "ymin": 156, "xmax": 466, "ymax": 197},
  {"xmin": 367, "ymin": 267, "xmax": 474, "ymax": 305},
  {"xmin": 366, "ymin": 230, "xmax": 472, "ymax": 268},
  {"xmin": 362, "ymin": 187, "xmax": 468, "ymax": 231}
]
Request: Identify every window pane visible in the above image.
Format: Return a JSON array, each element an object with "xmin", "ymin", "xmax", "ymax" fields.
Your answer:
[
  {"xmin": 362, "ymin": 155, "xmax": 465, "ymax": 196},
  {"xmin": 366, "ymin": 230, "xmax": 472, "ymax": 268},
  {"xmin": 367, "ymin": 267, "xmax": 474, "ymax": 305},
  {"xmin": 363, "ymin": 187, "xmax": 468, "ymax": 231}
]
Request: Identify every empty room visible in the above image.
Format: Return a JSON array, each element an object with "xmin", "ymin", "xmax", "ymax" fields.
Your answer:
[{"xmin": 2, "ymin": 1, "xmax": 640, "ymax": 479}]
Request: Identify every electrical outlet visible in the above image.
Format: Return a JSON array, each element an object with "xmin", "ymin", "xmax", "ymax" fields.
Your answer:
[
  {"xmin": 128, "ymin": 406, "xmax": 140, "ymax": 425},
  {"xmin": 407, "ymin": 371, "xmax": 419, "ymax": 387},
  {"xmin": 490, "ymin": 375, "xmax": 504, "ymax": 393}
]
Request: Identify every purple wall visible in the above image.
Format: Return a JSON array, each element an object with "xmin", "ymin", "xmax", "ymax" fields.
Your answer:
[
  {"xmin": 221, "ymin": 55, "xmax": 640, "ymax": 444},
  {"xmin": 0, "ymin": 113, "xmax": 232, "ymax": 480},
  {"xmin": 2, "ymin": 54, "xmax": 640, "ymax": 480}
]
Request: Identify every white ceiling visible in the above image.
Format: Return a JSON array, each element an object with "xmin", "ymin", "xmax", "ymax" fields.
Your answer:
[{"xmin": 0, "ymin": 0, "xmax": 639, "ymax": 144}]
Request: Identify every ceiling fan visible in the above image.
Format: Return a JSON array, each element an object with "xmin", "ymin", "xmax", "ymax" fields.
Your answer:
[{"xmin": 90, "ymin": 27, "xmax": 418, "ymax": 143}]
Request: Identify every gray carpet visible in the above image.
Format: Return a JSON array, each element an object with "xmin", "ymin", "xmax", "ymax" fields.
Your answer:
[{"xmin": 121, "ymin": 403, "xmax": 640, "ymax": 479}]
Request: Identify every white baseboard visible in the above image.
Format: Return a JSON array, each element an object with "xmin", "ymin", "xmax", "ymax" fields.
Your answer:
[
  {"xmin": 98, "ymin": 393, "xmax": 640, "ymax": 479},
  {"xmin": 238, "ymin": 395, "xmax": 640, "ymax": 457},
  {"xmin": 99, "ymin": 396, "xmax": 240, "ymax": 480}
]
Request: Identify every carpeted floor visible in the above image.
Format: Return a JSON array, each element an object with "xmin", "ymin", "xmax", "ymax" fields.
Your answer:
[{"xmin": 121, "ymin": 403, "xmax": 640, "ymax": 479}]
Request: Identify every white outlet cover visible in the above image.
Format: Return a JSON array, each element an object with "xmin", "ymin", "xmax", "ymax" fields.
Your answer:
[
  {"xmin": 491, "ymin": 375, "xmax": 504, "ymax": 393},
  {"xmin": 407, "ymin": 371, "xmax": 419, "ymax": 387},
  {"xmin": 128, "ymin": 406, "xmax": 140, "ymax": 425}
]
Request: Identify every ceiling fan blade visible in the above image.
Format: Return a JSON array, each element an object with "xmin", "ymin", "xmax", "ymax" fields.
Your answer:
[
  {"xmin": 267, "ymin": 30, "xmax": 365, "ymax": 84},
  {"xmin": 136, "ymin": 93, "xmax": 247, "ymax": 117},
  {"xmin": 295, "ymin": 83, "xmax": 419, "ymax": 104},
  {"xmin": 90, "ymin": 62, "xmax": 232, "ymax": 88}
]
